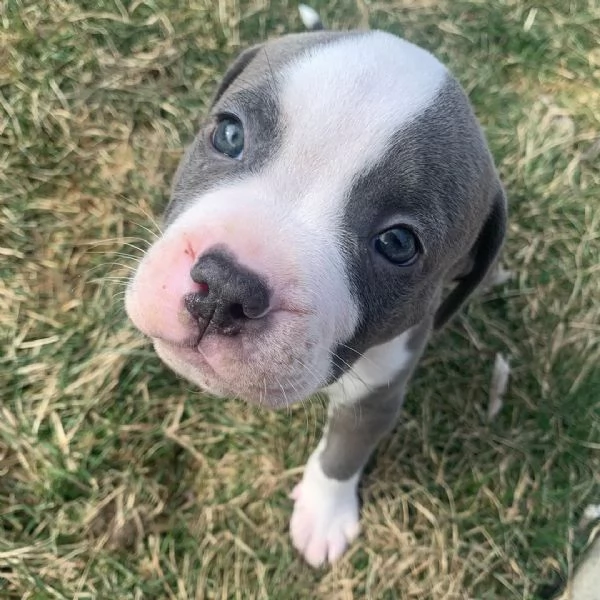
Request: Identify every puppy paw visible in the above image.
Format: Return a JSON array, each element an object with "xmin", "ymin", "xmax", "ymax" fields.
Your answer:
[{"xmin": 289, "ymin": 456, "xmax": 360, "ymax": 567}]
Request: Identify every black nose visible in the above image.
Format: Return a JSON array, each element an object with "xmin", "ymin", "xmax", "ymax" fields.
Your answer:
[{"xmin": 184, "ymin": 249, "xmax": 271, "ymax": 335}]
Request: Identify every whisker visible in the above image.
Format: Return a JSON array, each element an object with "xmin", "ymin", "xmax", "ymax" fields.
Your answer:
[
  {"xmin": 326, "ymin": 348, "xmax": 376, "ymax": 392},
  {"xmin": 117, "ymin": 200, "xmax": 163, "ymax": 237},
  {"xmin": 291, "ymin": 356, "xmax": 324, "ymax": 389},
  {"xmin": 106, "ymin": 262, "xmax": 138, "ymax": 273},
  {"xmin": 84, "ymin": 236, "xmax": 153, "ymax": 248},
  {"xmin": 119, "ymin": 241, "xmax": 151, "ymax": 255},
  {"xmin": 286, "ymin": 359, "xmax": 327, "ymax": 437},
  {"xmin": 83, "ymin": 263, "xmax": 137, "ymax": 278},
  {"xmin": 336, "ymin": 342, "xmax": 383, "ymax": 370},
  {"xmin": 133, "ymin": 220, "xmax": 162, "ymax": 240},
  {"xmin": 292, "ymin": 349, "xmax": 373, "ymax": 422},
  {"xmin": 109, "ymin": 254, "xmax": 143, "ymax": 265},
  {"xmin": 282, "ymin": 375, "xmax": 308, "ymax": 428},
  {"xmin": 91, "ymin": 277, "xmax": 130, "ymax": 285},
  {"xmin": 110, "ymin": 293, "xmax": 129, "ymax": 303},
  {"xmin": 261, "ymin": 377, "xmax": 267, "ymax": 409},
  {"xmin": 275, "ymin": 377, "xmax": 291, "ymax": 414},
  {"xmin": 86, "ymin": 251, "xmax": 143, "ymax": 265}
]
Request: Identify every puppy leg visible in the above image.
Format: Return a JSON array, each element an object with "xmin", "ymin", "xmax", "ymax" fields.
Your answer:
[{"xmin": 290, "ymin": 323, "xmax": 430, "ymax": 567}]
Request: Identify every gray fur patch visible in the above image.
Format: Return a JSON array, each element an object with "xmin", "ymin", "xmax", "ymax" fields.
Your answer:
[
  {"xmin": 321, "ymin": 317, "xmax": 431, "ymax": 480},
  {"xmin": 165, "ymin": 32, "xmax": 354, "ymax": 224},
  {"xmin": 330, "ymin": 76, "xmax": 501, "ymax": 375}
]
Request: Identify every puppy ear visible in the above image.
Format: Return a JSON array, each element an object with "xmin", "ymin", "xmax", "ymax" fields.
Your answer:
[
  {"xmin": 433, "ymin": 187, "xmax": 507, "ymax": 330},
  {"xmin": 212, "ymin": 44, "xmax": 264, "ymax": 105}
]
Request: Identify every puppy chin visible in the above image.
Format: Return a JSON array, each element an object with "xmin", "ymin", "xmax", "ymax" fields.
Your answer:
[{"xmin": 153, "ymin": 338, "xmax": 324, "ymax": 408}]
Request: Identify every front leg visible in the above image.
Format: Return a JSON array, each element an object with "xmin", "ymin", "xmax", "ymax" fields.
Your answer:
[{"xmin": 290, "ymin": 323, "xmax": 430, "ymax": 567}]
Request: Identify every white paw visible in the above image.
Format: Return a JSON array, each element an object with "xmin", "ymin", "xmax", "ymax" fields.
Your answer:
[{"xmin": 289, "ymin": 454, "xmax": 360, "ymax": 567}]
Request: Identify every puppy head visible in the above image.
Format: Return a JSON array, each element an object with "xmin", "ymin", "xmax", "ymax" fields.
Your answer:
[{"xmin": 125, "ymin": 31, "xmax": 506, "ymax": 407}]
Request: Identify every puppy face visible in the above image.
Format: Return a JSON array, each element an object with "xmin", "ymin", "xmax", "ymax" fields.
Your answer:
[{"xmin": 126, "ymin": 31, "xmax": 506, "ymax": 407}]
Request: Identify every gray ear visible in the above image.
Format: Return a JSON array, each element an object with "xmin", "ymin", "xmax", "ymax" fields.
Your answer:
[
  {"xmin": 212, "ymin": 44, "xmax": 264, "ymax": 105},
  {"xmin": 434, "ymin": 188, "xmax": 507, "ymax": 329}
]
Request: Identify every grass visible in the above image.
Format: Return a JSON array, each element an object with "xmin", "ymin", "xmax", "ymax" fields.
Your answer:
[{"xmin": 1, "ymin": 0, "xmax": 599, "ymax": 598}]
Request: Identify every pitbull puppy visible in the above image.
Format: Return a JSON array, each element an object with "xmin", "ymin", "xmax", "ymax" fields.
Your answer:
[{"xmin": 125, "ymin": 6, "xmax": 506, "ymax": 567}]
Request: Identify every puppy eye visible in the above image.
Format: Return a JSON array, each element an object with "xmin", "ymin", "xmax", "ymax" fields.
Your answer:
[
  {"xmin": 374, "ymin": 226, "xmax": 419, "ymax": 266},
  {"xmin": 212, "ymin": 115, "xmax": 244, "ymax": 159}
]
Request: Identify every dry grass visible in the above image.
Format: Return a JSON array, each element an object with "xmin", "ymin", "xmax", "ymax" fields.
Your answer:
[{"xmin": 1, "ymin": 0, "xmax": 599, "ymax": 598}]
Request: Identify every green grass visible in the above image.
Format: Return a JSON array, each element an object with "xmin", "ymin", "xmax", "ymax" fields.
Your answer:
[{"xmin": 1, "ymin": 0, "xmax": 599, "ymax": 598}]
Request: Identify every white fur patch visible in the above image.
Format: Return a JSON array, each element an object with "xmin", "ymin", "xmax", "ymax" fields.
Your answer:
[
  {"xmin": 326, "ymin": 328, "xmax": 416, "ymax": 406},
  {"xmin": 274, "ymin": 31, "xmax": 447, "ymax": 229},
  {"xmin": 290, "ymin": 442, "xmax": 360, "ymax": 567}
]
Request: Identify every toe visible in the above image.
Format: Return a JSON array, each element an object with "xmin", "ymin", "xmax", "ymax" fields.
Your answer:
[
  {"xmin": 326, "ymin": 530, "xmax": 348, "ymax": 564},
  {"xmin": 304, "ymin": 536, "xmax": 327, "ymax": 568},
  {"xmin": 290, "ymin": 508, "xmax": 312, "ymax": 553},
  {"xmin": 343, "ymin": 518, "xmax": 360, "ymax": 541}
]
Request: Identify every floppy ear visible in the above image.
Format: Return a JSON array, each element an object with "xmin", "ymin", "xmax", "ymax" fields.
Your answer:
[
  {"xmin": 211, "ymin": 44, "xmax": 264, "ymax": 105},
  {"xmin": 433, "ymin": 187, "xmax": 507, "ymax": 329}
]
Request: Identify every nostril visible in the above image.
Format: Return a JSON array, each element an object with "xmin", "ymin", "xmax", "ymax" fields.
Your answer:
[
  {"xmin": 184, "ymin": 291, "xmax": 213, "ymax": 321},
  {"xmin": 229, "ymin": 303, "xmax": 245, "ymax": 320},
  {"xmin": 228, "ymin": 301, "xmax": 269, "ymax": 320},
  {"xmin": 242, "ymin": 300, "xmax": 270, "ymax": 319},
  {"xmin": 197, "ymin": 281, "xmax": 210, "ymax": 297}
]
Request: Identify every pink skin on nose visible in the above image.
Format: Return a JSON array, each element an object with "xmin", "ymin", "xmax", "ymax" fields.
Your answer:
[{"xmin": 125, "ymin": 232, "xmax": 203, "ymax": 345}]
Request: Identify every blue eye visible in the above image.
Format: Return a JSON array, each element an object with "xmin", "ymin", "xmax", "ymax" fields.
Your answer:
[
  {"xmin": 212, "ymin": 116, "xmax": 244, "ymax": 159},
  {"xmin": 374, "ymin": 227, "xmax": 419, "ymax": 265}
]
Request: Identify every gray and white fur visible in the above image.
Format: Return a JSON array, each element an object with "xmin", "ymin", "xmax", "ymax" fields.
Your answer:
[{"xmin": 125, "ymin": 6, "xmax": 507, "ymax": 567}]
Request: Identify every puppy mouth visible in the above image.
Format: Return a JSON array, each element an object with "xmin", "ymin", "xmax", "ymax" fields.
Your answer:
[
  {"xmin": 153, "ymin": 339, "xmax": 223, "ymax": 380},
  {"xmin": 153, "ymin": 333, "xmax": 321, "ymax": 408}
]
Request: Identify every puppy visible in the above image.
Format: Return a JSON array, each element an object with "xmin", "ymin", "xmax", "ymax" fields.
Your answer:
[{"xmin": 125, "ymin": 6, "xmax": 507, "ymax": 567}]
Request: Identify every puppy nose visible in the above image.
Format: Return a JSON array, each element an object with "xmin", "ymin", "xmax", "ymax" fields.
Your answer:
[{"xmin": 184, "ymin": 250, "xmax": 271, "ymax": 335}]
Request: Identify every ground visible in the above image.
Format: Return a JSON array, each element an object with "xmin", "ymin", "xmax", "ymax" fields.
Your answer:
[{"xmin": 1, "ymin": 1, "xmax": 599, "ymax": 598}]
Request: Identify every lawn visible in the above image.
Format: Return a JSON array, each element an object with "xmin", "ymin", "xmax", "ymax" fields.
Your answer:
[{"xmin": 1, "ymin": 0, "xmax": 599, "ymax": 598}]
